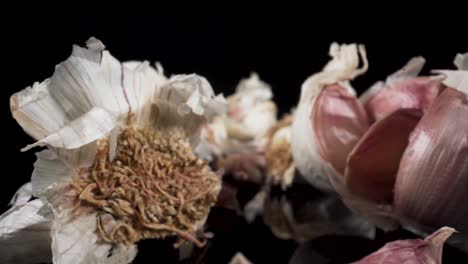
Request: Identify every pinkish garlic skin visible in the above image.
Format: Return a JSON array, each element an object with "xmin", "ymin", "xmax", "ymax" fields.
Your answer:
[
  {"xmin": 364, "ymin": 77, "xmax": 442, "ymax": 122},
  {"xmin": 394, "ymin": 87, "xmax": 468, "ymax": 233},
  {"xmin": 313, "ymin": 84, "xmax": 370, "ymax": 175},
  {"xmin": 345, "ymin": 108, "xmax": 422, "ymax": 204},
  {"xmin": 352, "ymin": 227, "xmax": 454, "ymax": 264}
]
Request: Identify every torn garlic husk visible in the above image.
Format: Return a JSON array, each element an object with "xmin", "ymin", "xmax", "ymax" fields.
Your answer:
[
  {"xmin": 197, "ymin": 72, "xmax": 277, "ymax": 161},
  {"xmin": 0, "ymin": 187, "xmax": 52, "ymax": 264},
  {"xmin": 351, "ymin": 227, "xmax": 454, "ymax": 264},
  {"xmin": 291, "ymin": 43, "xmax": 370, "ymax": 191},
  {"xmin": 6, "ymin": 37, "xmax": 225, "ymax": 263},
  {"xmin": 264, "ymin": 115, "xmax": 295, "ymax": 190},
  {"xmin": 360, "ymin": 57, "xmax": 443, "ymax": 122}
]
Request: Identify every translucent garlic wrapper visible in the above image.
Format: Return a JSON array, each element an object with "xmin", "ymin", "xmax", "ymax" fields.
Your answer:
[{"xmin": 2, "ymin": 38, "xmax": 226, "ymax": 264}]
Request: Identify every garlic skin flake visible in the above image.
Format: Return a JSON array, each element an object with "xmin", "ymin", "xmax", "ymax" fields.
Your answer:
[
  {"xmin": 3, "ymin": 38, "xmax": 225, "ymax": 264},
  {"xmin": 0, "ymin": 187, "xmax": 52, "ymax": 264},
  {"xmin": 291, "ymin": 43, "xmax": 369, "ymax": 191},
  {"xmin": 352, "ymin": 227, "xmax": 454, "ymax": 264}
]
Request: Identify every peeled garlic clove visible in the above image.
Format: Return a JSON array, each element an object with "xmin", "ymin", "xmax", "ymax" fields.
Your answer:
[
  {"xmin": 292, "ymin": 43, "xmax": 369, "ymax": 191},
  {"xmin": 352, "ymin": 227, "xmax": 454, "ymax": 264},
  {"xmin": 346, "ymin": 108, "xmax": 422, "ymax": 204},
  {"xmin": 394, "ymin": 87, "xmax": 468, "ymax": 232},
  {"xmin": 361, "ymin": 57, "xmax": 442, "ymax": 121}
]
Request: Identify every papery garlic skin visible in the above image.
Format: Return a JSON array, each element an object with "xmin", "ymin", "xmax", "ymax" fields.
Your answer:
[
  {"xmin": 0, "ymin": 186, "xmax": 52, "ymax": 264},
  {"xmin": 291, "ymin": 43, "xmax": 369, "ymax": 191},
  {"xmin": 4, "ymin": 38, "xmax": 225, "ymax": 264},
  {"xmin": 361, "ymin": 57, "xmax": 442, "ymax": 122},
  {"xmin": 197, "ymin": 73, "xmax": 277, "ymax": 161},
  {"xmin": 352, "ymin": 227, "xmax": 454, "ymax": 264}
]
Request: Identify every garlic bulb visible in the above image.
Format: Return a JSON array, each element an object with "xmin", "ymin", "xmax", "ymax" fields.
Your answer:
[
  {"xmin": 291, "ymin": 43, "xmax": 369, "ymax": 191},
  {"xmin": 352, "ymin": 227, "xmax": 454, "ymax": 264},
  {"xmin": 361, "ymin": 57, "xmax": 443, "ymax": 122},
  {"xmin": 2, "ymin": 38, "xmax": 225, "ymax": 263}
]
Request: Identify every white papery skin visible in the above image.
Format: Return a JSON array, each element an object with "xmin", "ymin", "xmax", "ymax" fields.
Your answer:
[
  {"xmin": 196, "ymin": 73, "xmax": 277, "ymax": 160},
  {"xmin": 0, "ymin": 185, "xmax": 52, "ymax": 264},
  {"xmin": 291, "ymin": 43, "xmax": 369, "ymax": 191},
  {"xmin": 2, "ymin": 37, "xmax": 225, "ymax": 264}
]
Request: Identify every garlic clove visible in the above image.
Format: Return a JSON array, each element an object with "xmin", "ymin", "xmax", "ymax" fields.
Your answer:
[
  {"xmin": 352, "ymin": 227, "xmax": 454, "ymax": 264},
  {"xmin": 346, "ymin": 108, "xmax": 422, "ymax": 204},
  {"xmin": 313, "ymin": 84, "xmax": 371, "ymax": 176},
  {"xmin": 292, "ymin": 84, "xmax": 370, "ymax": 191},
  {"xmin": 360, "ymin": 57, "xmax": 442, "ymax": 122},
  {"xmin": 394, "ymin": 87, "xmax": 468, "ymax": 233},
  {"xmin": 363, "ymin": 77, "xmax": 442, "ymax": 121},
  {"xmin": 292, "ymin": 43, "xmax": 368, "ymax": 191}
]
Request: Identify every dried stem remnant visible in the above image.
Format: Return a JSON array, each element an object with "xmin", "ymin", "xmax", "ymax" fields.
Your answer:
[{"xmin": 73, "ymin": 127, "xmax": 220, "ymax": 247}]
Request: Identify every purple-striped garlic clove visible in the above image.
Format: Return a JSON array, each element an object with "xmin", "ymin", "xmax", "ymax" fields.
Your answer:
[
  {"xmin": 313, "ymin": 84, "xmax": 371, "ymax": 177},
  {"xmin": 345, "ymin": 108, "xmax": 422, "ymax": 204},
  {"xmin": 394, "ymin": 87, "xmax": 468, "ymax": 233},
  {"xmin": 361, "ymin": 57, "xmax": 443, "ymax": 122},
  {"xmin": 352, "ymin": 227, "xmax": 454, "ymax": 264},
  {"xmin": 291, "ymin": 43, "xmax": 369, "ymax": 191}
]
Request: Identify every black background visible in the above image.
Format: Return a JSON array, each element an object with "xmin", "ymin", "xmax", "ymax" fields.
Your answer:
[{"xmin": 3, "ymin": 2, "xmax": 468, "ymax": 263}]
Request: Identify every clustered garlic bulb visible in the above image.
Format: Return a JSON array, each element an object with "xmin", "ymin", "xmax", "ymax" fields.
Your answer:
[
  {"xmin": 1, "ymin": 38, "xmax": 225, "ymax": 264},
  {"xmin": 291, "ymin": 42, "xmax": 468, "ymax": 250},
  {"xmin": 1, "ymin": 37, "xmax": 468, "ymax": 263}
]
